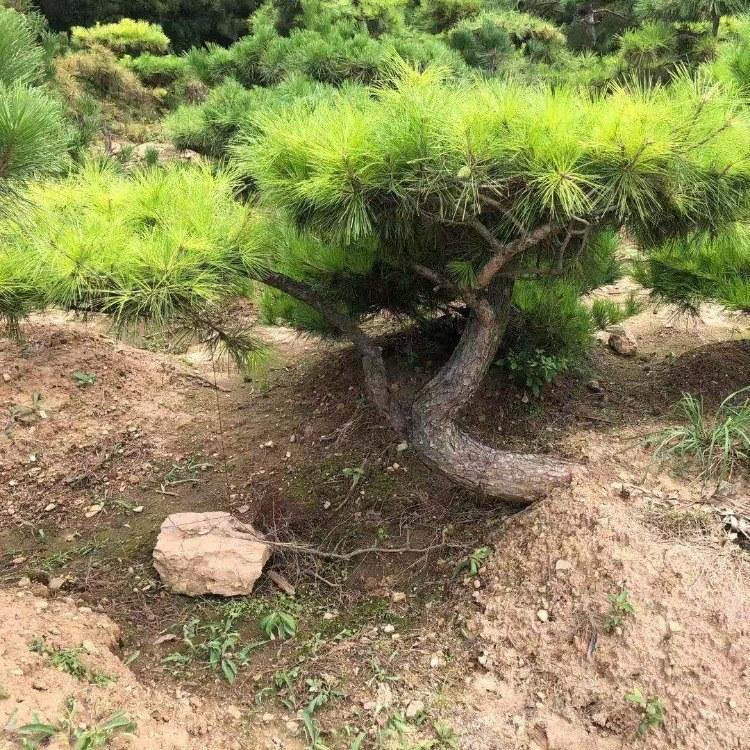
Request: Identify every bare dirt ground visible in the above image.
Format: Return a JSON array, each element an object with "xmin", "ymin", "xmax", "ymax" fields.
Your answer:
[{"xmin": 1, "ymin": 290, "xmax": 750, "ymax": 749}]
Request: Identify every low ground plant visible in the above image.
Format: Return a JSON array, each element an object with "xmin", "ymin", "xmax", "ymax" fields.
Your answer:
[
  {"xmin": 651, "ymin": 388, "xmax": 750, "ymax": 478},
  {"xmin": 17, "ymin": 699, "xmax": 135, "ymax": 750}
]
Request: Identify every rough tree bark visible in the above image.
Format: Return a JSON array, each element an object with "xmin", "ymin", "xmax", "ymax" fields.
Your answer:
[
  {"xmin": 260, "ymin": 270, "xmax": 574, "ymax": 504},
  {"xmin": 409, "ymin": 277, "xmax": 573, "ymax": 503}
]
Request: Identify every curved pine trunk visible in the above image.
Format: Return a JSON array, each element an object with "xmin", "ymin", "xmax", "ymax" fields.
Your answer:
[
  {"xmin": 408, "ymin": 278, "xmax": 574, "ymax": 503},
  {"xmin": 258, "ymin": 270, "xmax": 574, "ymax": 503}
]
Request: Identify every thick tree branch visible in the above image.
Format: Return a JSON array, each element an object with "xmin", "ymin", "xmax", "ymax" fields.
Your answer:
[
  {"xmin": 590, "ymin": 7, "xmax": 628, "ymax": 19},
  {"xmin": 259, "ymin": 272, "xmax": 369, "ymax": 350},
  {"xmin": 410, "ymin": 277, "xmax": 574, "ymax": 502},
  {"xmin": 411, "ymin": 262, "xmax": 480, "ymax": 307},
  {"xmin": 471, "ymin": 219, "xmax": 559, "ymax": 288},
  {"xmin": 259, "ymin": 271, "xmax": 407, "ymax": 434},
  {"xmin": 477, "ymin": 194, "xmax": 528, "ymax": 236}
]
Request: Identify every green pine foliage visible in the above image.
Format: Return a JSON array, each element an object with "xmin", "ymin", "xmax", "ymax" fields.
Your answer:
[
  {"xmin": 511, "ymin": 280, "xmax": 595, "ymax": 360},
  {"xmin": 0, "ymin": 6, "xmax": 70, "ymax": 203},
  {"xmin": 0, "ymin": 4, "xmax": 46, "ymax": 86},
  {"xmin": 0, "ymin": 162, "xmax": 265, "ymax": 345},
  {"xmin": 124, "ymin": 53, "xmax": 190, "ymax": 87},
  {"xmin": 635, "ymin": 227, "xmax": 750, "ymax": 312},
  {"xmin": 167, "ymin": 75, "xmax": 361, "ymax": 157},
  {"xmin": 444, "ymin": 10, "xmax": 568, "ymax": 69},
  {"xmin": 71, "ymin": 18, "xmax": 171, "ymax": 56},
  {"xmin": 710, "ymin": 34, "xmax": 750, "ymax": 89},
  {"xmin": 226, "ymin": 65, "xmax": 750, "ymax": 349},
  {"xmin": 634, "ymin": 0, "xmax": 750, "ymax": 34},
  {"xmin": 412, "ymin": 0, "xmax": 487, "ymax": 34},
  {"xmin": 239, "ymin": 67, "xmax": 749, "ymax": 247},
  {"xmin": 0, "ymin": 83, "xmax": 69, "ymax": 181}
]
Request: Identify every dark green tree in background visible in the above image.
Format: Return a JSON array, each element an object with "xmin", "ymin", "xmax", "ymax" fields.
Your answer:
[{"xmin": 37, "ymin": 0, "xmax": 261, "ymax": 50}]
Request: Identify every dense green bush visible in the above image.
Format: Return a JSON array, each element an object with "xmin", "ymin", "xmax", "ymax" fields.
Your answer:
[
  {"xmin": 0, "ymin": 161, "xmax": 261, "ymax": 334},
  {"xmin": 635, "ymin": 0, "xmax": 749, "ymax": 35},
  {"xmin": 616, "ymin": 20, "xmax": 719, "ymax": 78},
  {"xmin": 0, "ymin": 6, "xmax": 69, "ymax": 198},
  {"xmin": 167, "ymin": 77, "xmax": 264, "ymax": 155},
  {"xmin": 124, "ymin": 53, "xmax": 189, "ymax": 86},
  {"xmin": 412, "ymin": 0, "xmax": 483, "ymax": 33},
  {"xmin": 180, "ymin": 0, "xmax": 469, "ymax": 90},
  {"xmin": 445, "ymin": 12, "xmax": 515, "ymax": 68},
  {"xmin": 166, "ymin": 76, "xmax": 344, "ymax": 156},
  {"xmin": 71, "ymin": 18, "xmax": 170, "ymax": 56},
  {"xmin": 39, "ymin": 0, "xmax": 261, "ymax": 51},
  {"xmin": 184, "ymin": 43, "xmax": 236, "ymax": 86},
  {"xmin": 0, "ymin": 5, "xmax": 45, "ymax": 86},
  {"xmin": 445, "ymin": 10, "xmax": 565, "ymax": 68},
  {"xmin": 618, "ymin": 22, "xmax": 676, "ymax": 73}
]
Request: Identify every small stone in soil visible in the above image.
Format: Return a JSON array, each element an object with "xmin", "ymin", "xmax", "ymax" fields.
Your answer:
[{"xmin": 405, "ymin": 700, "xmax": 425, "ymax": 718}]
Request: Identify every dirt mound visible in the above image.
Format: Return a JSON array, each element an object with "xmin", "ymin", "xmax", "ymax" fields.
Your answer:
[
  {"xmin": 0, "ymin": 321, "xmax": 199, "ymax": 522},
  {"xmin": 463, "ymin": 439, "xmax": 750, "ymax": 749},
  {"xmin": 0, "ymin": 587, "xmax": 264, "ymax": 750},
  {"xmin": 661, "ymin": 339, "xmax": 750, "ymax": 405}
]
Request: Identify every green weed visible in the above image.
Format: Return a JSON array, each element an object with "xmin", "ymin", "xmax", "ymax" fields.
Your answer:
[
  {"xmin": 625, "ymin": 687, "xmax": 665, "ymax": 736},
  {"xmin": 163, "ymin": 610, "xmax": 266, "ymax": 683},
  {"xmin": 71, "ymin": 371, "xmax": 96, "ymax": 386},
  {"xmin": 260, "ymin": 609, "xmax": 298, "ymax": 640},
  {"xmin": 29, "ymin": 639, "xmax": 111, "ymax": 684},
  {"xmin": 17, "ymin": 699, "xmax": 135, "ymax": 750},
  {"xmin": 500, "ymin": 349, "xmax": 570, "ymax": 398},
  {"xmin": 605, "ymin": 589, "xmax": 635, "ymax": 633},
  {"xmin": 651, "ymin": 388, "xmax": 750, "ymax": 478},
  {"xmin": 454, "ymin": 547, "xmax": 490, "ymax": 578},
  {"xmin": 299, "ymin": 675, "xmax": 344, "ymax": 750}
]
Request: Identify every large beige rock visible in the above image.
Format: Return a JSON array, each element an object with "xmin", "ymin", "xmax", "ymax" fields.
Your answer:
[
  {"xmin": 153, "ymin": 512, "xmax": 271, "ymax": 596},
  {"xmin": 606, "ymin": 325, "xmax": 637, "ymax": 357}
]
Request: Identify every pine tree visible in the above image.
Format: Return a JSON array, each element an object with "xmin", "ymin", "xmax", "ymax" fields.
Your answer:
[
  {"xmin": 0, "ymin": 5, "xmax": 69, "ymax": 333},
  {"xmin": 5, "ymin": 64, "xmax": 750, "ymax": 502},
  {"xmin": 5, "ymin": 62, "xmax": 737, "ymax": 502},
  {"xmin": 228, "ymin": 66, "xmax": 750, "ymax": 501},
  {"xmin": 635, "ymin": 0, "xmax": 750, "ymax": 37},
  {"xmin": 0, "ymin": 6, "xmax": 68, "ymax": 199}
]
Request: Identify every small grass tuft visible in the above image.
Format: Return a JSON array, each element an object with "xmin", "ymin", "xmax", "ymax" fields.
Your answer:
[
  {"xmin": 642, "ymin": 503, "xmax": 714, "ymax": 540},
  {"xmin": 650, "ymin": 388, "xmax": 750, "ymax": 479},
  {"xmin": 29, "ymin": 639, "xmax": 111, "ymax": 684},
  {"xmin": 590, "ymin": 292, "xmax": 643, "ymax": 330},
  {"xmin": 433, "ymin": 721, "xmax": 459, "ymax": 749}
]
